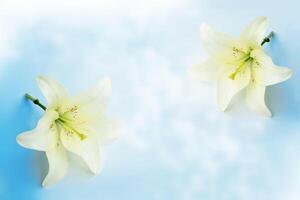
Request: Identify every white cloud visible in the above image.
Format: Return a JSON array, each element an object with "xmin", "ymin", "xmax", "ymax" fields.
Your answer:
[
  {"xmin": 0, "ymin": 17, "xmax": 24, "ymax": 78},
  {"xmin": 1, "ymin": 0, "xmax": 190, "ymax": 19}
]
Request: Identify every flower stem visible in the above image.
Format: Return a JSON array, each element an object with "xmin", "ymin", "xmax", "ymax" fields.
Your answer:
[
  {"xmin": 261, "ymin": 31, "xmax": 274, "ymax": 46},
  {"xmin": 25, "ymin": 93, "xmax": 47, "ymax": 111}
]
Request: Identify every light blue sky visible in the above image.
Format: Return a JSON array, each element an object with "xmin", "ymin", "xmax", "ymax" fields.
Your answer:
[{"xmin": 0, "ymin": 0, "xmax": 300, "ymax": 199}]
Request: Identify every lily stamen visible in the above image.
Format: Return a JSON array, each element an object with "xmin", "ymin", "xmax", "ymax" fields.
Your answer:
[
  {"xmin": 57, "ymin": 119, "xmax": 87, "ymax": 141},
  {"xmin": 229, "ymin": 56, "xmax": 252, "ymax": 80}
]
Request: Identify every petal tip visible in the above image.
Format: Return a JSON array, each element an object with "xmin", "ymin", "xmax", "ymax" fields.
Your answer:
[
  {"xmin": 42, "ymin": 179, "xmax": 52, "ymax": 188},
  {"xmin": 200, "ymin": 23, "xmax": 211, "ymax": 38},
  {"xmin": 262, "ymin": 111, "xmax": 272, "ymax": 118},
  {"xmin": 102, "ymin": 77, "xmax": 112, "ymax": 87},
  {"xmin": 200, "ymin": 23, "xmax": 209, "ymax": 31},
  {"xmin": 98, "ymin": 77, "xmax": 112, "ymax": 96},
  {"xmin": 217, "ymin": 103, "xmax": 227, "ymax": 112},
  {"xmin": 259, "ymin": 16, "xmax": 268, "ymax": 21},
  {"xmin": 16, "ymin": 133, "xmax": 33, "ymax": 149},
  {"xmin": 92, "ymin": 169, "xmax": 100, "ymax": 175},
  {"xmin": 262, "ymin": 16, "xmax": 268, "ymax": 20},
  {"xmin": 218, "ymin": 107, "xmax": 227, "ymax": 112},
  {"xmin": 276, "ymin": 67, "xmax": 293, "ymax": 84},
  {"xmin": 286, "ymin": 69, "xmax": 293, "ymax": 79},
  {"xmin": 42, "ymin": 181, "xmax": 48, "ymax": 188},
  {"xmin": 217, "ymin": 92, "xmax": 230, "ymax": 112},
  {"xmin": 16, "ymin": 134, "xmax": 24, "ymax": 147},
  {"xmin": 36, "ymin": 75, "xmax": 47, "ymax": 83},
  {"xmin": 90, "ymin": 164, "xmax": 101, "ymax": 175},
  {"xmin": 253, "ymin": 16, "xmax": 268, "ymax": 25},
  {"xmin": 188, "ymin": 65, "xmax": 198, "ymax": 80},
  {"xmin": 259, "ymin": 108, "xmax": 272, "ymax": 118}
]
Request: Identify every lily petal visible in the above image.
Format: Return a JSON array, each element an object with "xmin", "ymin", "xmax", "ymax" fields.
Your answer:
[
  {"xmin": 60, "ymin": 125, "xmax": 101, "ymax": 174},
  {"xmin": 246, "ymin": 83, "xmax": 272, "ymax": 117},
  {"xmin": 16, "ymin": 110, "xmax": 59, "ymax": 151},
  {"xmin": 251, "ymin": 49, "xmax": 292, "ymax": 86},
  {"xmin": 189, "ymin": 59, "xmax": 221, "ymax": 82},
  {"xmin": 240, "ymin": 16, "xmax": 268, "ymax": 46},
  {"xmin": 37, "ymin": 76, "xmax": 69, "ymax": 108},
  {"xmin": 62, "ymin": 78, "xmax": 112, "ymax": 124},
  {"xmin": 42, "ymin": 141, "xmax": 68, "ymax": 187},
  {"xmin": 200, "ymin": 23, "xmax": 235, "ymax": 56},
  {"xmin": 92, "ymin": 117, "xmax": 121, "ymax": 145},
  {"xmin": 76, "ymin": 78, "xmax": 111, "ymax": 106},
  {"xmin": 217, "ymin": 65, "xmax": 251, "ymax": 111}
]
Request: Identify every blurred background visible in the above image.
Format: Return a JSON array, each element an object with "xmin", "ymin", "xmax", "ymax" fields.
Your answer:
[{"xmin": 0, "ymin": 0, "xmax": 300, "ymax": 199}]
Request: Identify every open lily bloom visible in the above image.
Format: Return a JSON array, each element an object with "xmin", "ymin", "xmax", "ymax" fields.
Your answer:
[
  {"xmin": 189, "ymin": 17, "xmax": 292, "ymax": 117},
  {"xmin": 17, "ymin": 76, "xmax": 119, "ymax": 187}
]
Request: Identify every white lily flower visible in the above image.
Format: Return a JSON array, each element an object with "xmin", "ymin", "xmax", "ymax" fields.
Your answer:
[
  {"xmin": 189, "ymin": 17, "xmax": 292, "ymax": 117},
  {"xmin": 17, "ymin": 76, "xmax": 119, "ymax": 187}
]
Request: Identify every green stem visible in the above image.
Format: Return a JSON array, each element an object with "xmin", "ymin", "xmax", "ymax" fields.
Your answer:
[
  {"xmin": 25, "ymin": 93, "xmax": 47, "ymax": 111},
  {"xmin": 261, "ymin": 31, "xmax": 274, "ymax": 46}
]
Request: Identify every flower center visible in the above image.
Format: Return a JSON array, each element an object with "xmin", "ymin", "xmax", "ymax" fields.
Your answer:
[
  {"xmin": 55, "ymin": 105, "xmax": 87, "ymax": 141},
  {"xmin": 57, "ymin": 118, "xmax": 87, "ymax": 140},
  {"xmin": 229, "ymin": 47, "xmax": 254, "ymax": 80}
]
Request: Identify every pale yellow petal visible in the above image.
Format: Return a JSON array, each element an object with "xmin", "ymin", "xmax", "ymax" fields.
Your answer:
[
  {"xmin": 240, "ymin": 16, "xmax": 268, "ymax": 46},
  {"xmin": 37, "ymin": 76, "xmax": 69, "ymax": 108},
  {"xmin": 200, "ymin": 23, "xmax": 235, "ymax": 56},
  {"xmin": 189, "ymin": 59, "xmax": 221, "ymax": 82},
  {"xmin": 251, "ymin": 49, "xmax": 292, "ymax": 86},
  {"xmin": 92, "ymin": 117, "xmax": 121, "ymax": 145},
  {"xmin": 217, "ymin": 65, "xmax": 251, "ymax": 111},
  {"xmin": 42, "ymin": 141, "xmax": 68, "ymax": 187},
  {"xmin": 59, "ymin": 125, "xmax": 101, "ymax": 174},
  {"xmin": 16, "ymin": 110, "xmax": 59, "ymax": 151},
  {"xmin": 246, "ymin": 83, "xmax": 272, "ymax": 117},
  {"xmin": 61, "ymin": 78, "xmax": 112, "ymax": 124}
]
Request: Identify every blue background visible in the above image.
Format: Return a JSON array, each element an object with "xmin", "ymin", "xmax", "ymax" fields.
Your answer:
[{"xmin": 0, "ymin": 0, "xmax": 300, "ymax": 199}]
